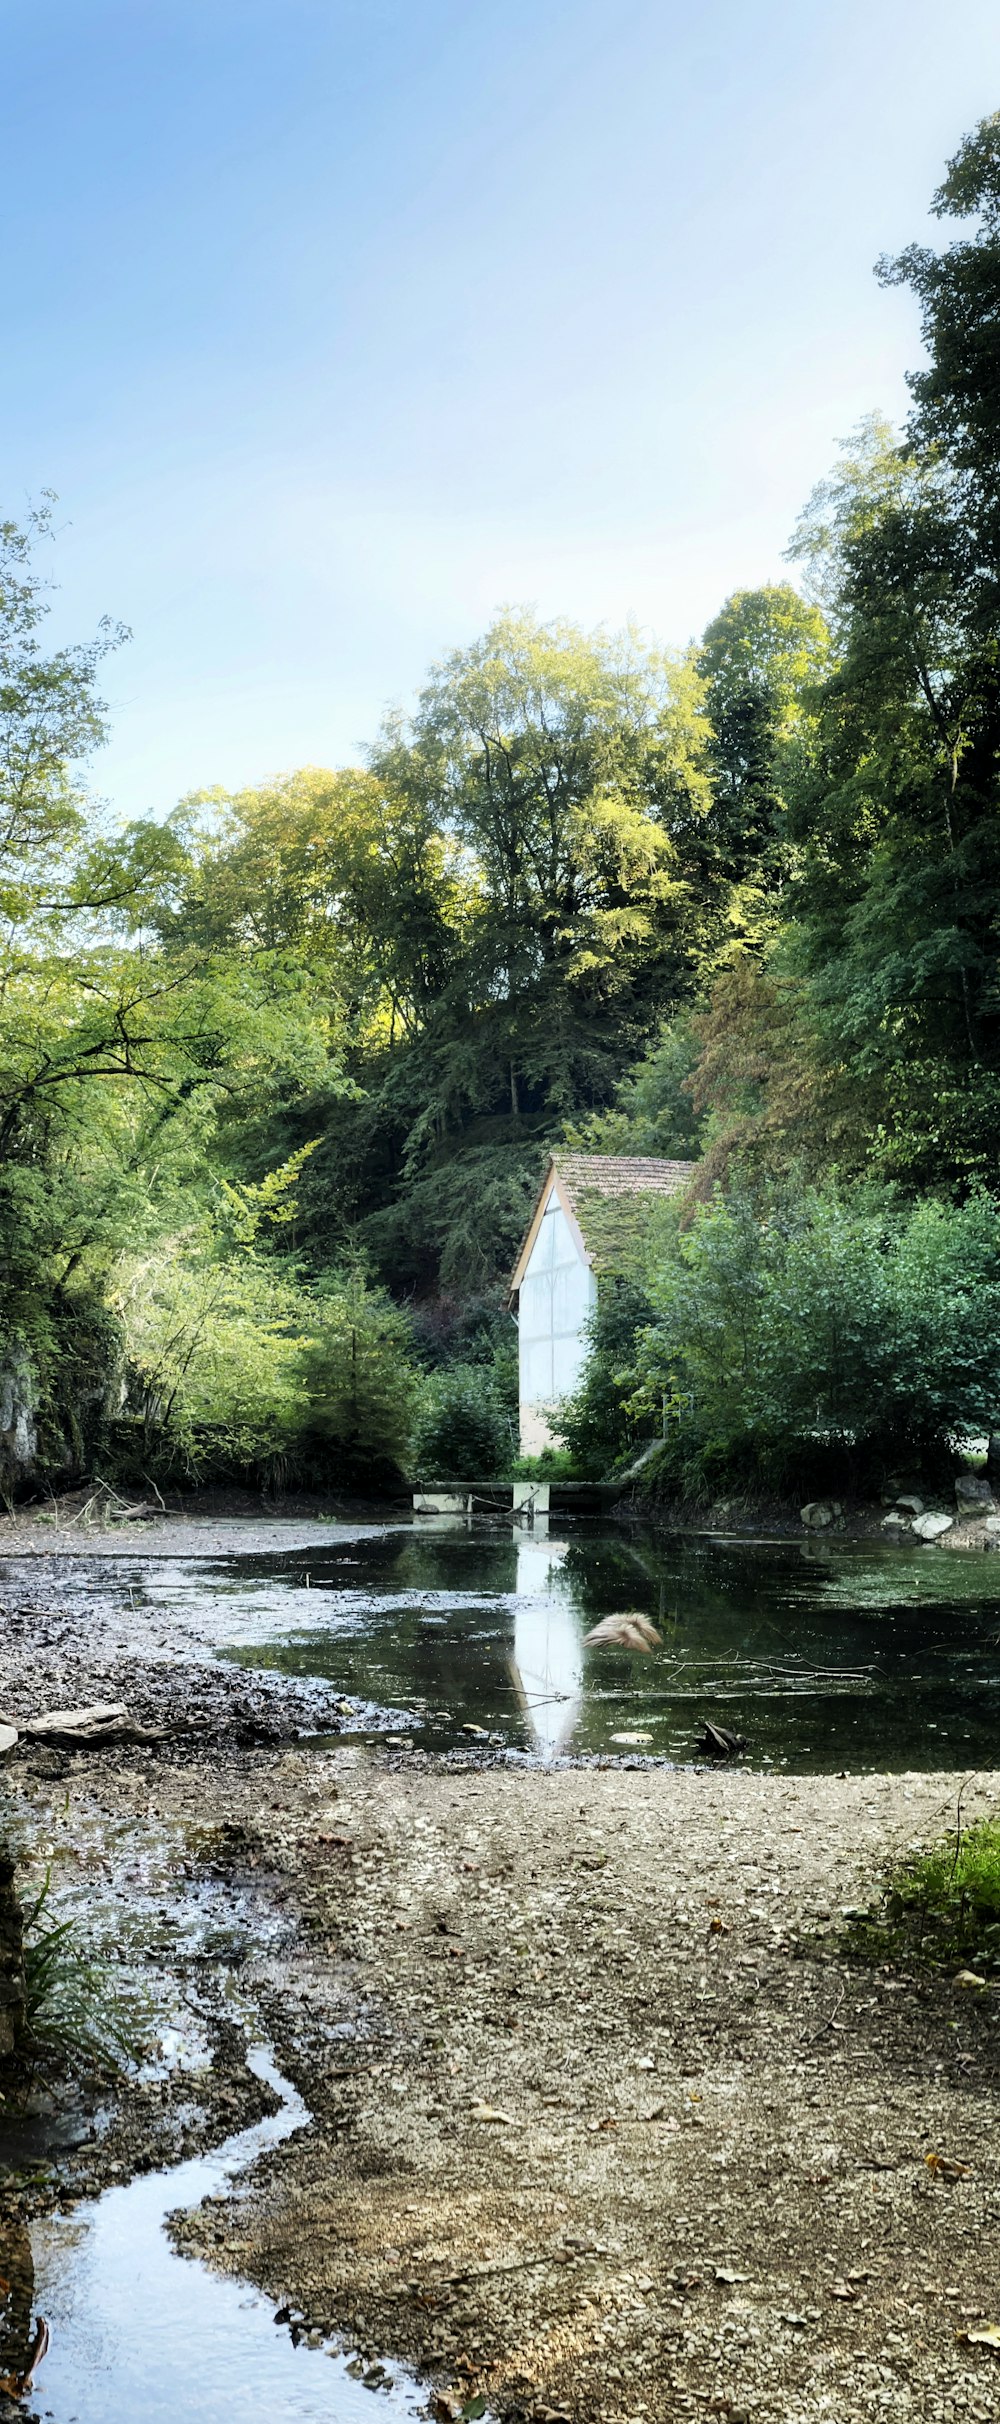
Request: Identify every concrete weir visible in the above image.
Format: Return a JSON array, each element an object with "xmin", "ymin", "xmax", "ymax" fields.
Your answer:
[{"xmin": 412, "ymin": 1479, "xmax": 620, "ymax": 1520}]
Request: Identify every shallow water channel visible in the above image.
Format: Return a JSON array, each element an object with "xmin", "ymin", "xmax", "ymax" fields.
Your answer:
[
  {"xmin": 20, "ymin": 2047, "xmax": 422, "ymax": 2424},
  {"xmin": 138, "ymin": 1520, "xmax": 1000, "ymax": 1769}
]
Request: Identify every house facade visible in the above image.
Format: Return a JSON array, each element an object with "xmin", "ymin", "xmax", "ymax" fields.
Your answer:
[{"xmin": 509, "ymin": 1153, "xmax": 693, "ymax": 1455}]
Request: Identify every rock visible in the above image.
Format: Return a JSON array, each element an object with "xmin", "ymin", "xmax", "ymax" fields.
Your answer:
[
  {"xmin": 911, "ymin": 1511, "xmax": 953, "ymax": 1541},
  {"xmin": 23, "ymin": 1703, "xmax": 165, "ymax": 1748},
  {"xmin": 584, "ymin": 1613, "xmax": 661, "ymax": 1651},
  {"xmin": 800, "ymin": 1502, "xmax": 840, "ymax": 1530},
  {"xmin": 881, "ymin": 1510, "xmax": 907, "ymax": 1528},
  {"xmin": 894, "ymin": 1494, "xmax": 924, "ymax": 1516},
  {"xmin": 955, "ymin": 1475, "xmax": 996, "ymax": 1519},
  {"xmin": 0, "ymin": 1725, "xmax": 17, "ymax": 1756}
]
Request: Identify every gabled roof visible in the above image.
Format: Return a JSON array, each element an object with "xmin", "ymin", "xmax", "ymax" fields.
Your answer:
[{"xmin": 510, "ymin": 1153, "xmax": 695, "ymax": 1295}]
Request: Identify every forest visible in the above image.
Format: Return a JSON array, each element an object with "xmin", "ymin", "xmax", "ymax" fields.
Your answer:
[{"xmin": 5, "ymin": 113, "xmax": 1000, "ymax": 1505}]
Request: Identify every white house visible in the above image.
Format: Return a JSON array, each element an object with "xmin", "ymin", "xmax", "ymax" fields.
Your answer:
[{"xmin": 509, "ymin": 1153, "xmax": 694, "ymax": 1455}]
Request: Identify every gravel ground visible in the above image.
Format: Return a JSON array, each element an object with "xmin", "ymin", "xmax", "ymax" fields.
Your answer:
[
  {"xmin": 168, "ymin": 1751, "xmax": 1000, "ymax": 2424},
  {"xmin": 1, "ymin": 1522, "xmax": 999, "ymax": 2422}
]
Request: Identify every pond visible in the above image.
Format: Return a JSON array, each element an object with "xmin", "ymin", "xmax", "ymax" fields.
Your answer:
[{"xmin": 136, "ymin": 1521, "xmax": 1000, "ymax": 1771}]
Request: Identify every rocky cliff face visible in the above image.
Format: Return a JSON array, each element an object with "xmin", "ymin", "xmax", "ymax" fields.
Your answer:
[
  {"xmin": 0, "ymin": 1356, "xmax": 38, "ymax": 1489},
  {"xmin": 0, "ymin": 1297, "xmax": 125, "ymax": 1498}
]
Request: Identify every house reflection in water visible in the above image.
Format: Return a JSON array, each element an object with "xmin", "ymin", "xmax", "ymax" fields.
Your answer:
[{"xmin": 510, "ymin": 1534, "xmax": 584, "ymax": 1759}]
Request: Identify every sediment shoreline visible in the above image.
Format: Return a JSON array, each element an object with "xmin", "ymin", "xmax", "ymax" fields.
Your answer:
[{"xmin": 0, "ymin": 1518, "xmax": 998, "ymax": 2422}]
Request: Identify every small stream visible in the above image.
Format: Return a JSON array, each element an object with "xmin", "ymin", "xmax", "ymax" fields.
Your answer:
[{"xmin": 17, "ymin": 2046, "xmax": 423, "ymax": 2423}]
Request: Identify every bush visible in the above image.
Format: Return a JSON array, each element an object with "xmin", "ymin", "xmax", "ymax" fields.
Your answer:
[
  {"xmin": 839, "ymin": 1815, "xmax": 1000, "ymax": 1974},
  {"xmin": 628, "ymin": 1180, "xmax": 1000, "ymax": 1493},
  {"xmin": 556, "ymin": 1279, "xmax": 657, "ymax": 1477},
  {"xmin": 512, "ymin": 1446, "xmax": 576, "ymax": 1479},
  {"xmin": 114, "ymin": 1238, "xmax": 312, "ymax": 1478},
  {"xmin": 300, "ymin": 1271, "xmax": 420, "ymax": 1482},
  {"xmin": 411, "ymin": 1365, "xmax": 512, "ymax": 1481}
]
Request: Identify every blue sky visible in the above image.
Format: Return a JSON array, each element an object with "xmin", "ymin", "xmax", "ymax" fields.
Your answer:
[{"xmin": 4, "ymin": 0, "xmax": 999, "ymax": 817}]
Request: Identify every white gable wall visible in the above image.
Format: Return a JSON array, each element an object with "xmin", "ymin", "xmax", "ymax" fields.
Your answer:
[{"xmin": 518, "ymin": 1183, "xmax": 596, "ymax": 1454}]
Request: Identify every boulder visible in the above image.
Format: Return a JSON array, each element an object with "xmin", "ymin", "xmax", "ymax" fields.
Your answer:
[
  {"xmin": 22, "ymin": 1703, "xmax": 164, "ymax": 1749},
  {"xmin": 882, "ymin": 1510, "xmax": 908, "ymax": 1528},
  {"xmin": 894, "ymin": 1494, "xmax": 924, "ymax": 1517},
  {"xmin": 955, "ymin": 1475, "xmax": 996, "ymax": 1519},
  {"xmin": 800, "ymin": 1502, "xmax": 841, "ymax": 1530},
  {"xmin": 911, "ymin": 1511, "xmax": 953, "ymax": 1541}
]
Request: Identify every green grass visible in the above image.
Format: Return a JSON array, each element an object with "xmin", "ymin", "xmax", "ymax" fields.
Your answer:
[
  {"xmin": 838, "ymin": 1812, "xmax": 1000, "ymax": 1973},
  {"xmin": 21, "ymin": 1872, "xmax": 149, "ymax": 2072},
  {"xmin": 510, "ymin": 1448, "xmax": 577, "ymax": 1479}
]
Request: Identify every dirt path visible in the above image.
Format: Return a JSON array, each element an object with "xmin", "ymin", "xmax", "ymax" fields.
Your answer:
[{"xmin": 9, "ymin": 1739, "xmax": 995, "ymax": 2424}]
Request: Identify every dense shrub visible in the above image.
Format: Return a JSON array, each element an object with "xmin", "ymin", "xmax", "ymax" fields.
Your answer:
[
  {"xmin": 115, "ymin": 1237, "xmax": 311, "ymax": 1478},
  {"xmin": 556, "ymin": 1280, "xmax": 656, "ymax": 1477},
  {"xmin": 620, "ymin": 1181, "xmax": 1000, "ymax": 1493},
  {"xmin": 298, "ymin": 1272, "xmax": 420, "ymax": 1482},
  {"xmin": 841, "ymin": 1818, "xmax": 1000, "ymax": 1975},
  {"xmin": 410, "ymin": 1364, "xmax": 512, "ymax": 1481}
]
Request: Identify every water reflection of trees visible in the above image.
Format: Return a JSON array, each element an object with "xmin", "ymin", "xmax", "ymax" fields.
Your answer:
[{"xmin": 223, "ymin": 1527, "xmax": 1000, "ymax": 1770}]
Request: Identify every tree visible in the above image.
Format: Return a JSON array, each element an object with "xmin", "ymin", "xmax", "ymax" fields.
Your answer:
[
  {"xmin": 880, "ymin": 113, "xmax": 1000, "ymax": 602},
  {"xmin": 411, "ymin": 1364, "xmax": 511, "ymax": 1481},
  {"xmin": 628, "ymin": 1180, "xmax": 1000, "ymax": 1492},
  {"xmin": 0, "ymin": 500, "xmax": 127, "ymax": 922},
  {"xmin": 783, "ymin": 414, "xmax": 1000, "ymax": 1183},
  {"xmin": 385, "ymin": 610, "xmax": 714, "ymax": 1129},
  {"xmin": 299, "ymin": 1270, "xmax": 420, "ymax": 1480},
  {"xmin": 698, "ymin": 584, "xmax": 829, "ymax": 920}
]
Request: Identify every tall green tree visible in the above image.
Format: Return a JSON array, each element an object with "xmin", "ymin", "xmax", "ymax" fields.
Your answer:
[
  {"xmin": 784, "ymin": 409, "xmax": 1000, "ymax": 1182},
  {"xmin": 698, "ymin": 583, "xmax": 829, "ymax": 922},
  {"xmin": 880, "ymin": 112, "xmax": 1000, "ymax": 601},
  {"xmin": 384, "ymin": 610, "xmax": 714, "ymax": 1130}
]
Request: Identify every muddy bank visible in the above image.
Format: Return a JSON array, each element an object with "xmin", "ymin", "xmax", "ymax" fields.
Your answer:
[
  {"xmin": 1, "ymin": 1525, "xmax": 1000, "ymax": 2421},
  {"xmin": 7, "ymin": 1731, "xmax": 998, "ymax": 2424},
  {"xmin": 0, "ymin": 1518, "xmax": 396, "ymax": 1753}
]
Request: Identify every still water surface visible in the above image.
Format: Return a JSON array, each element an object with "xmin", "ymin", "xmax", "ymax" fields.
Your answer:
[{"xmin": 165, "ymin": 1522, "xmax": 1000, "ymax": 1770}]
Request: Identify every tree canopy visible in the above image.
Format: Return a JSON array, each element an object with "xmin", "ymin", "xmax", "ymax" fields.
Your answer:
[{"xmin": 6, "ymin": 113, "xmax": 1000, "ymax": 1495}]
